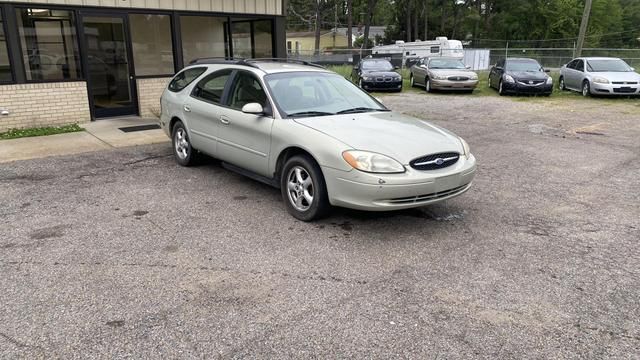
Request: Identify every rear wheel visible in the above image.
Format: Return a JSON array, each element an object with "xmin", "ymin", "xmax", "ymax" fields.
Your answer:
[
  {"xmin": 280, "ymin": 155, "xmax": 330, "ymax": 221},
  {"xmin": 172, "ymin": 121, "xmax": 198, "ymax": 166},
  {"xmin": 582, "ymin": 81, "xmax": 591, "ymax": 97}
]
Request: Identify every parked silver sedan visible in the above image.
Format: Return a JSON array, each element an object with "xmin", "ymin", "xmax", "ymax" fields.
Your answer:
[
  {"xmin": 160, "ymin": 59, "xmax": 476, "ymax": 220},
  {"xmin": 559, "ymin": 57, "xmax": 640, "ymax": 96},
  {"xmin": 410, "ymin": 57, "xmax": 479, "ymax": 93}
]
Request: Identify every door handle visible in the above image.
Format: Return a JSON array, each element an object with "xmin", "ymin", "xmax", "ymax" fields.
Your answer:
[
  {"xmin": 183, "ymin": 105, "xmax": 191, "ymax": 112},
  {"xmin": 220, "ymin": 115, "xmax": 230, "ymax": 125}
]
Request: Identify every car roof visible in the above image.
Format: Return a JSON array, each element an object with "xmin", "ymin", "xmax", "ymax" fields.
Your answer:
[
  {"xmin": 185, "ymin": 58, "xmax": 331, "ymax": 75},
  {"xmin": 579, "ymin": 57, "xmax": 622, "ymax": 61},
  {"xmin": 505, "ymin": 58, "xmax": 539, "ymax": 62}
]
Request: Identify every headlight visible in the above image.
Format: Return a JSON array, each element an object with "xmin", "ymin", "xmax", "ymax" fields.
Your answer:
[
  {"xmin": 593, "ymin": 77, "xmax": 609, "ymax": 84},
  {"xmin": 470, "ymin": 73, "xmax": 478, "ymax": 80},
  {"xmin": 503, "ymin": 74, "xmax": 515, "ymax": 83},
  {"xmin": 546, "ymin": 76, "xmax": 553, "ymax": 85},
  {"xmin": 362, "ymin": 76, "xmax": 371, "ymax": 81},
  {"xmin": 431, "ymin": 73, "xmax": 446, "ymax": 80},
  {"xmin": 459, "ymin": 137, "xmax": 470, "ymax": 160},
  {"xmin": 342, "ymin": 150, "xmax": 405, "ymax": 174}
]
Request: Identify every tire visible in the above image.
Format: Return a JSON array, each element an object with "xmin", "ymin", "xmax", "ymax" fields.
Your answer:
[
  {"xmin": 410, "ymin": 74, "xmax": 416, "ymax": 88},
  {"xmin": 280, "ymin": 155, "xmax": 330, "ymax": 221},
  {"xmin": 172, "ymin": 121, "xmax": 198, "ymax": 166},
  {"xmin": 425, "ymin": 78, "xmax": 432, "ymax": 93},
  {"xmin": 498, "ymin": 80, "xmax": 506, "ymax": 96},
  {"xmin": 559, "ymin": 76, "xmax": 566, "ymax": 91},
  {"xmin": 582, "ymin": 81, "xmax": 591, "ymax": 97},
  {"xmin": 358, "ymin": 78, "xmax": 363, "ymax": 89}
]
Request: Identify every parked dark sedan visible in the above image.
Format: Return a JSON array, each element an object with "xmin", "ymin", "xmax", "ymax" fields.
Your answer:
[
  {"xmin": 489, "ymin": 58, "xmax": 553, "ymax": 96},
  {"xmin": 352, "ymin": 58, "xmax": 402, "ymax": 92}
]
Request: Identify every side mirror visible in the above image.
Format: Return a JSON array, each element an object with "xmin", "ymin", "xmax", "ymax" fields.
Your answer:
[
  {"xmin": 495, "ymin": 66, "xmax": 503, "ymax": 71},
  {"xmin": 394, "ymin": 65, "xmax": 400, "ymax": 70},
  {"xmin": 544, "ymin": 69, "xmax": 550, "ymax": 73},
  {"xmin": 241, "ymin": 103, "xmax": 264, "ymax": 115},
  {"xmin": 631, "ymin": 67, "xmax": 636, "ymax": 72},
  {"xmin": 354, "ymin": 66, "xmax": 359, "ymax": 70},
  {"xmin": 466, "ymin": 65, "xmax": 471, "ymax": 69}
]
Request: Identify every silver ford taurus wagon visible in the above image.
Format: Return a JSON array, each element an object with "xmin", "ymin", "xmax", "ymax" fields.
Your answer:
[{"xmin": 160, "ymin": 59, "xmax": 476, "ymax": 221}]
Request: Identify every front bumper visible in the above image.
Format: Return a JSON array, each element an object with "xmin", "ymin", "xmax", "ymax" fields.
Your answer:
[
  {"xmin": 590, "ymin": 82, "xmax": 640, "ymax": 95},
  {"xmin": 361, "ymin": 80, "xmax": 403, "ymax": 91},
  {"xmin": 431, "ymin": 79, "xmax": 478, "ymax": 91},
  {"xmin": 322, "ymin": 154, "xmax": 476, "ymax": 211},
  {"xmin": 502, "ymin": 81, "xmax": 553, "ymax": 95}
]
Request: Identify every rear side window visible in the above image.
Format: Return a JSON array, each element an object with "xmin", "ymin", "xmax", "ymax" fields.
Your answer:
[
  {"xmin": 168, "ymin": 67, "xmax": 206, "ymax": 92},
  {"xmin": 191, "ymin": 69, "xmax": 233, "ymax": 104}
]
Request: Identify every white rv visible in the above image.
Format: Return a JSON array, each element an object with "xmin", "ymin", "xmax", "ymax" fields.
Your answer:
[{"xmin": 372, "ymin": 37, "xmax": 464, "ymax": 61}]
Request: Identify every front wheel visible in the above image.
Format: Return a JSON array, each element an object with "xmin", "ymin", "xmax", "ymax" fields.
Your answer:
[
  {"xmin": 172, "ymin": 121, "xmax": 199, "ymax": 166},
  {"xmin": 582, "ymin": 81, "xmax": 591, "ymax": 97},
  {"xmin": 498, "ymin": 80, "xmax": 506, "ymax": 96},
  {"xmin": 358, "ymin": 78, "xmax": 363, "ymax": 89},
  {"xmin": 280, "ymin": 155, "xmax": 330, "ymax": 221},
  {"xmin": 559, "ymin": 76, "xmax": 566, "ymax": 91},
  {"xmin": 410, "ymin": 74, "xmax": 415, "ymax": 87},
  {"xmin": 425, "ymin": 78, "xmax": 432, "ymax": 93}
]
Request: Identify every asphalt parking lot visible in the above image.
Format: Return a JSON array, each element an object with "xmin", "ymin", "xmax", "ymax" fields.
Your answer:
[{"xmin": 1, "ymin": 94, "xmax": 639, "ymax": 358}]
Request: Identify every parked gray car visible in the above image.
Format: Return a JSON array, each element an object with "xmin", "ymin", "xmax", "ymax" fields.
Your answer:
[
  {"xmin": 559, "ymin": 57, "xmax": 640, "ymax": 96},
  {"xmin": 410, "ymin": 57, "xmax": 479, "ymax": 92},
  {"xmin": 160, "ymin": 59, "xmax": 476, "ymax": 221}
]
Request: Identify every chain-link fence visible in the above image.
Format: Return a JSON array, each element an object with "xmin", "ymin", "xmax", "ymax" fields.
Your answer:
[{"xmin": 287, "ymin": 47, "xmax": 640, "ymax": 70}]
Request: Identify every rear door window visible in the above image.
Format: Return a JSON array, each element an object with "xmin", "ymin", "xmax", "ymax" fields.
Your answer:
[
  {"xmin": 168, "ymin": 67, "xmax": 206, "ymax": 92},
  {"xmin": 575, "ymin": 60, "xmax": 584, "ymax": 72}
]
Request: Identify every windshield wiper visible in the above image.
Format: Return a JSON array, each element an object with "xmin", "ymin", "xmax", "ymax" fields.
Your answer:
[
  {"xmin": 336, "ymin": 107, "xmax": 390, "ymax": 114},
  {"xmin": 287, "ymin": 111, "xmax": 334, "ymax": 118}
]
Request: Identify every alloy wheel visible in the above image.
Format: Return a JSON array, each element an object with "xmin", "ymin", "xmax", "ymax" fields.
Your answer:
[
  {"xmin": 174, "ymin": 127, "xmax": 189, "ymax": 160},
  {"xmin": 582, "ymin": 82, "xmax": 590, "ymax": 97},
  {"xmin": 286, "ymin": 166, "xmax": 314, "ymax": 212}
]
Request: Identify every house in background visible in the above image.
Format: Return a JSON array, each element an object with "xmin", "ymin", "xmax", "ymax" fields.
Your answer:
[
  {"xmin": 286, "ymin": 30, "xmax": 349, "ymax": 54},
  {"xmin": 0, "ymin": 0, "xmax": 287, "ymax": 132}
]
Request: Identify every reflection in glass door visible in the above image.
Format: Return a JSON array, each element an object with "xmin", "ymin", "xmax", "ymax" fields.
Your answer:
[{"xmin": 82, "ymin": 15, "xmax": 137, "ymax": 118}]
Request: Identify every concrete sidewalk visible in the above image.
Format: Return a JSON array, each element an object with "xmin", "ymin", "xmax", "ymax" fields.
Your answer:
[{"xmin": 0, "ymin": 117, "xmax": 169, "ymax": 163}]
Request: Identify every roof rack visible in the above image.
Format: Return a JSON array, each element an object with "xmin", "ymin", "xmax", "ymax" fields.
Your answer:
[
  {"xmin": 247, "ymin": 58, "xmax": 325, "ymax": 69},
  {"xmin": 188, "ymin": 57, "xmax": 259, "ymax": 68}
]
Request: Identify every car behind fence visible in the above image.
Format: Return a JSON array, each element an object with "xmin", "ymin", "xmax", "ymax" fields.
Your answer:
[{"xmin": 288, "ymin": 48, "xmax": 640, "ymax": 71}]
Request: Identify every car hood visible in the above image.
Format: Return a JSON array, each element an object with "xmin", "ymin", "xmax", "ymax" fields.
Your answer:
[
  {"xmin": 430, "ymin": 69, "xmax": 476, "ymax": 77},
  {"xmin": 589, "ymin": 71, "xmax": 640, "ymax": 82},
  {"xmin": 294, "ymin": 112, "xmax": 463, "ymax": 164},
  {"xmin": 506, "ymin": 71, "xmax": 549, "ymax": 80},
  {"xmin": 362, "ymin": 70, "xmax": 399, "ymax": 77}
]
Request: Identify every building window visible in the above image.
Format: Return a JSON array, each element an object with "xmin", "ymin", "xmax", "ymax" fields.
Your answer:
[
  {"xmin": 231, "ymin": 21, "xmax": 252, "ymax": 58},
  {"xmin": 129, "ymin": 14, "xmax": 174, "ymax": 76},
  {"xmin": 253, "ymin": 20, "xmax": 273, "ymax": 58},
  {"xmin": 0, "ymin": 11, "xmax": 12, "ymax": 82},
  {"xmin": 16, "ymin": 8, "xmax": 81, "ymax": 81},
  {"xmin": 180, "ymin": 16, "xmax": 228, "ymax": 65}
]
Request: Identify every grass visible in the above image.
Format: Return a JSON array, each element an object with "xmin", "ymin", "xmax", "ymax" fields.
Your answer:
[
  {"xmin": 326, "ymin": 64, "xmax": 640, "ymax": 105},
  {"xmin": 0, "ymin": 123, "xmax": 84, "ymax": 140}
]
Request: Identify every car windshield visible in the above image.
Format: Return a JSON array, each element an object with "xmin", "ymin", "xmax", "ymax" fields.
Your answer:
[
  {"xmin": 506, "ymin": 60, "xmax": 542, "ymax": 72},
  {"xmin": 265, "ymin": 72, "xmax": 388, "ymax": 117},
  {"xmin": 361, "ymin": 60, "xmax": 393, "ymax": 71},
  {"xmin": 429, "ymin": 58, "xmax": 466, "ymax": 69},
  {"xmin": 586, "ymin": 59, "xmax": 632, "ymax": 72}
]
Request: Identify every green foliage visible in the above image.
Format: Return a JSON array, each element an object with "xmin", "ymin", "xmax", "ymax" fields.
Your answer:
[
  {"xmin": 288, "ymin": 0, "xmax": 640, "ymax": 48},
  {"xmin": 0, "ymin": 124, "xmax": 84, "ymax": 140}
]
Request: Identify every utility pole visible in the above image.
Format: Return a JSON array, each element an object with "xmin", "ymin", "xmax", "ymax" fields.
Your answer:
[{"xmin": 575, "ymin": 0, "xmax": 593, "ymax": 57}]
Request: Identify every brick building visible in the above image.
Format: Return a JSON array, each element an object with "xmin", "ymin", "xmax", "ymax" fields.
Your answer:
[{"xmin": 0, "ymin": 1, "xmax": 286, "ymax": 131}]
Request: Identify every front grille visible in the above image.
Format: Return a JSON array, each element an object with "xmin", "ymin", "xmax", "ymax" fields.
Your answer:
[
  {"xmin": 517, "ymin": 80, "xmax": 545, "ymax": 86},
  {"xmin": 448, "ymin": 76, "xmax": 469, "ymax": 81},
  {"xmin": 410, "ymin": 152, "xmax": 460, "ymax": 170},
  {"xmin": 612, "ymin": 81, "xmax": 638, "ymax": 85},
  {"xmin": 613, "ymin": 87, "xmax": 637, "ymax": 93},
  {"xmin": 386, "ymin": 183, "xmax": 470, "ymax": 204}
]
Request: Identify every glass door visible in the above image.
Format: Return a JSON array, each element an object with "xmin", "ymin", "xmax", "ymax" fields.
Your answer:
[{"xmin": 81, "ymin": 14, "xmax": 137, "ymax": 118}]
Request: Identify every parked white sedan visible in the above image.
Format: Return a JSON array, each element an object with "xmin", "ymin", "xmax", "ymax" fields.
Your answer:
[{"xmin": 559, "ymin": 57, "xmax": 640, "ymax": 96}]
